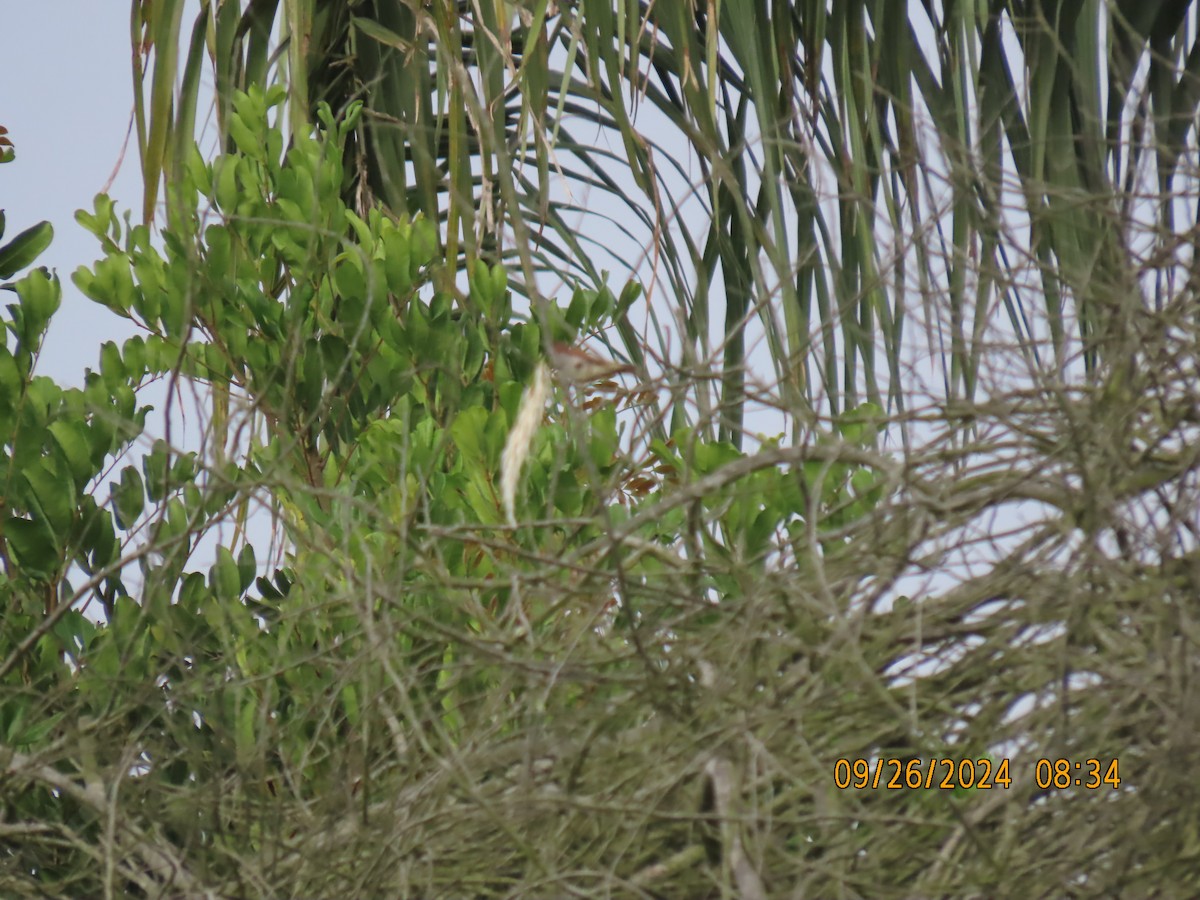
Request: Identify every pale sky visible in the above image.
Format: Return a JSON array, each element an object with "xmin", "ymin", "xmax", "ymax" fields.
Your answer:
[{"xmin": 3, "ymin": 3, "xmax": 151, "ymax": 386}]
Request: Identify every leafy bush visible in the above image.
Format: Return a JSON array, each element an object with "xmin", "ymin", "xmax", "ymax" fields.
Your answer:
[{"xmin": 1, "ymin": 89, "xmax": 894, "ymax": 897}]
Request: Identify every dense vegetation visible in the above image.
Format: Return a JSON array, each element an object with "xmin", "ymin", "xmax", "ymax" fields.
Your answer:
[{"xmin": 4, "ymin": 1, "xmax": 1200, "ymax": 896}]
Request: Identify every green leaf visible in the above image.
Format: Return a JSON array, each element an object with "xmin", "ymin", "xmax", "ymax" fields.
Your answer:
[
  {"xmin": 616, "ymin": 279, "xmax": 642, "ymax": 318},
  {"xmin": 5, "ymin": 516, "xmax": 60, "ymax": 579},
  {"xmin": 589, "ymin": 406, "xmax": 618, "ymax": 469},
  {"xmin": 340, "ymin": 100, "xmax": 364, "ymax": 135},
  {"xmin": 237, "ymin": 543, "xmax": 256, "ymax": 593},
  {"xmin": 122, "ymin": 335, "xmax": 147, "ymax": 380},
  {"xmin": 48, "ymin": 419, "xmax": 93, "ymax": 488},
  {"xmin": 383, "ymin": 225, "xmax": 412, "ymax": 294},
  {"xmin": 214, "ymin": 158, "xmax": 239, "ymax": 212},
  {"xmin": 73, "ymin": 255, "xmax": 133, "ymax": 318},
  {"xmin": 111, "ymin": 465, "xmax": 145, "ymax": 530},
  {"xmin": 489, "ymin": 264, "xmax": 508, "ymax": 315},
  {"xmin": 228, "ymin": 112, "xmax": 263, "ymax": 160},
  {"xmin": 85, "ymin": 503, "xmax": 118, "ymax": 569},
  {"xmin": 255, "ymin": 574, "xmax": 282, "ymax": 600},
  {"xmin": 170, "ymin": 450, "xmax": 197, "ymax": 485},
  {"xmin": 159, "ymin": 274, "xmax": 186, "ymax": 337},
  {"xmin": 99, "ymin": 341, "xmax": 126, "ymax": 386},
  {"xmin": 74, "ymin": 194, "xmax": 116, "ymax": 240},
  {"xmin": 352, "ymin": 16, "xmax": 413, "ymax": 51},
  {"xmin": 0, "ymin": 344, "xmax": 23, "ymax": 404},
  {"xmin": 15, "ymin": 267, "xmax": 60, "ymax": 333},
  {"xmin": 334, "ymin": 254, "xmax": 366, "ymax": 304},
  {"xmin": 836, "ymin": 401, "xmax": 884, "ymax": 445},
  {"xmin": 850, "ymin": 467, "xmax": 886, "ymax": 509},
  {"xmin": 464, "ymin": 470, "xmax": 499, "ymax": 524},
  {"xmin": 344, "ymin": 209, "xmax": 374, "ymax": 247},
  {"xmin": 143, "ymin": 439, "xmax": 171, "ymax": 503},
  {"xmin": 450, "ymin": 406, "xmax": 488, "ymax": 468},
  {"xmin": 411, "ymin": 217, "xmax": 438, "ymax": 265},
  {"xmin": 0, "ymin": 221, "xmax": 53, "ymax": 278},
  {"xmin": 692, "ymin": 439, "xmax": 741, "ymax": 475},
  {"xmin": 22, "ymin": 456, "xmax": 75, "ymax": 536},
  {"xmin": 1, "ymin": 700, "xmax": 28, "ymax": 744},
  {"xmin": 140, "ymin": 0, "xmax": 185, "ymax": 223},
  {"xmin": 566, "ymin": 288, "xmax": 589, "ymax": 328},
  {"xmin": 484, "ymin": 407, "xmax": 509, "ymax": 470},
  {"xmin": 745, "ymin": 507, "xmax": 778, "ymax": 560},
  {"xmin": 235, "ymin": 689, "xmax": 258, "ymax": 766},
  {"xmin": 158, "ymin": 496, "xmax": 189, "ymax": 544},
  {"xmin": 179, "ymin": 571, "xmax": 207, "ymax": 609},
  {"xmin": 184, "ymin": 142, "xmax": 212, "ymax": 195},
  {"xmin": 210, "ymin": 545, "xmax": 241, "ymax": 599},
  {"xmin": 298, "ymin": 340, "xmax": 325, "ymax": 411}
]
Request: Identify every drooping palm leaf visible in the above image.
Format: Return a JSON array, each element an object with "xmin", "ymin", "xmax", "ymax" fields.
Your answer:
[{"xmin": 133, "ymin": 1, "xmax": 1200, "ymax": 437}]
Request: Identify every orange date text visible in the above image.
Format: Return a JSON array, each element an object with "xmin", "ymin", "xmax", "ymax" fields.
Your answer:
[{"xmin": 833, "ymin": 757, "xmax": 1012, "ymax": 790}]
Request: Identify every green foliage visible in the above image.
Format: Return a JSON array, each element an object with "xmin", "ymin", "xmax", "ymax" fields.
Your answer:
[
  {"xmin": 102, "ymin": 2, "xmax": 1200, "ymax": 895},
  {"xmin": 0, "ymin": 219, "xmax": 52, "ymax": 280},
  {"xmin": 0, "ymin": 89, "xmax": 896, "ymax": 897},
  {"xmin": 0, "ymin": 129, "xmax": 53, "ymax": 282}
]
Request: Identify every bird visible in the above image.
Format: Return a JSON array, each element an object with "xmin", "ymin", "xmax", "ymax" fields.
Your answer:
[{"xmin": 547, "ymin": 341, "xmax": 635, "ymax": 383}]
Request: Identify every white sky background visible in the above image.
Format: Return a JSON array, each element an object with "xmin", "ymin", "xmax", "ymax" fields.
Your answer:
[{"xmin": 4, "ymin": 3, "xmax": 148, "ymax": 385}]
